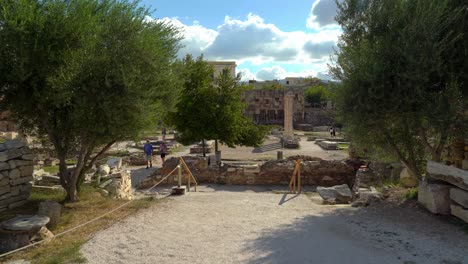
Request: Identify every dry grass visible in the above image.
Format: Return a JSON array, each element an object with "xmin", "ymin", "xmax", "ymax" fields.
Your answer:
[{"xmin": 2, "ymin": 186, "xmax": 160, "ymax": 264}]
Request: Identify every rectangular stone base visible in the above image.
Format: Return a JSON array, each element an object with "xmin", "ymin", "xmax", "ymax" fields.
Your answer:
[{"xmin": 172, "ymin": 186, "xmax": 186, "ymax": 195}]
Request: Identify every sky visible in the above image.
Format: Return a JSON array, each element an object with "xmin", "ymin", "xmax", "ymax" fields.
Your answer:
[{"xmin": 141, "ymin": 0, "xmax": 342, "ymax": 81}]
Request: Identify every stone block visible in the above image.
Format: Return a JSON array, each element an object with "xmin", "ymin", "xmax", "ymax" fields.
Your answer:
[
  {"xmin": 9, "ymin": 169, "xmax": 21, "ymax": 179},
  {"xmin": 8, "ymin": 199, "xmax": 27, "ymax": 209},
  {"xmin": 0, "ymin": 192, "xmax": 12, "ymax": 200},
  {"xmin": 0, "ymin": 185, "xmax": 10, "ymax": 196},
  {"xmin": 20, "ymin": 165, "xmax": 34, "ymax": 177},
  {"xmin": 4, "ymin": 140, "xmax": 24, "ymax": 150},
  {"xmin": 450, "ymin": 188, "xmax": 468, "ymax": 209},
  {"xmin": 0, "ymin": 162, "xmax": 9, "ymax": 171},
  {"xmin": 21, "ymin": 154, "xmax": 35, "ymax": 161},
  {"xmin": 20, "ymin": 147, "xmax": 32, "ymax": 155},
  {"xmin": 0, "ymin": 177, "xmax": 9, "ymax": 186},
  {"xmin": 317, "ymin": 184, "xmax": 352, "ymax": 204},
  {"xmin": 14, "ymin": 160, "xmax": 33, "ymax": 167},
  {"xmin": 427, "ymin": 161, "xmax": 468, "ymax": 191},
  {"xmin": 38, "ymin": 201, "xmax": 62, "ymax": 228},
  {"xmin": 400, "ymin": 167, "xmax": 418, "ymax": 188},
  {"xmin": 10, "ymin": 186, "xmax": 20, "ymax": 196},
  {"xmin": 451, "ymin": 204, "xmax": 468, "ymax": 223},
  {"xmin": 10, "ymin": 176, "xmax": 33, "ymax": 186},
  {"xmin": 7, "ymin": 160, "xmax": 16, "ymax": 170},
  {"xmin": 418, "ymin": 180, "xmax": 451, "ymax": 215},
  {"xmin": 0, "ymin": 148, "xmax": 23, "ymax": 161},
  {"xmin": 462, "ymin": 159, "xmax": 468, "ymax": 170}
]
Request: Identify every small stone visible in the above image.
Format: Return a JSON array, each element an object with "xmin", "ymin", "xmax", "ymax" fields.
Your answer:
[
  {"xmin": 31, "ymin": 226, "xmax": 55, "ymax": 242},
  {"xmin": 400, "ymin": 167, "xmax": 418, "ymax": 188},
  {"xmin": 99, "ymin": 164, "xmax": 110, "ymax": 176}
]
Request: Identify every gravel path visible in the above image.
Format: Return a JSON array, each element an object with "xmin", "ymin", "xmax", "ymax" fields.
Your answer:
[{"xmin": 81, "ymin": 186, "xmax": 468, "ymax": 264}]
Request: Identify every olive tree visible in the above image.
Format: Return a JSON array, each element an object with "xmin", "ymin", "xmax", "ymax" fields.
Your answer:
[{"xmin": 0, "ymin": 0, "xmax": 181, "ymax": 201}]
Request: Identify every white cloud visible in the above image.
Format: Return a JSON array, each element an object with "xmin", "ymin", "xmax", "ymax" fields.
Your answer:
[
  {"xmin": 155, "ymin": 10, "xmax": 342, "ymax": 81},
  {"xmin": 238, "ymin": 68, "xmax": 256, "ymax": 82},
  {"xmin": 159, "ymin": 17, "xmax": 218, "ymax": 58},
  {"xmin": 306, "ymin": 0, "xmax": 341, "ymax": 30}
]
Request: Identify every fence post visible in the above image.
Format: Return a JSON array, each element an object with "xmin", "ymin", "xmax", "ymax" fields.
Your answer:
[{"xmin": 177, "ymin": 165, "xmax": 181, "ymax": 187}]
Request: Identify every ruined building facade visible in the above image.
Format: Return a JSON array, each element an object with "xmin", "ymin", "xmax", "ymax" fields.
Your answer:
[{"xmin": 241, "ymin": 78, "xmax": 335, "ymax": 127}]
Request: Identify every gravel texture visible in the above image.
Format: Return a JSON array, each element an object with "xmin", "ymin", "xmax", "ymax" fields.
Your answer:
[{"xmin": 81, "ymin": 185, "xmax": 468, "ymax": 264}]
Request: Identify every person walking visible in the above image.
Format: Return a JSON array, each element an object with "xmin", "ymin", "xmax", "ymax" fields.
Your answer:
[
  {"xmin": 160, "ymin": 141, "xmax": 167, "ymax": 165},
  {"xmin": 162, "ymin": 128, "xmax": 167, "ymax": 141},
  {"xmin": 144, "ymin": 140, "xmax": 153, "ymax": 169}
]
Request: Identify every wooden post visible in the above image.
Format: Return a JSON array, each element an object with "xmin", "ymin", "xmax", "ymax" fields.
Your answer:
[
  {"xmin": 180, "ymin": 157, "xmax": 198, "ymax": 192},
  {"xmin": 297, "ymin": 160, "xmax": 301, "ymax": 193}
]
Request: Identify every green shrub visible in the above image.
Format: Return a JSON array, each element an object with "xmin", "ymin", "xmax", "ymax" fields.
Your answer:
[{"xmin": 405, "ymin": 188, "xmax": 418, "ymax": 200}]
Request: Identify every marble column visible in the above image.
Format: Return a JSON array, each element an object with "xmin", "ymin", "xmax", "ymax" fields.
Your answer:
[{"xmin": 284, "ymin": 91, "xmax": 294, "ymax": 139}]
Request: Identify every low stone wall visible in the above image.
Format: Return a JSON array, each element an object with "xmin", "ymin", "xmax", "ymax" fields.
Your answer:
[
  {"xmin": 137, "ymin": 156, "xmax": 354, "ymax": 189},
  {"xmin": 419, "ymin": 161, "xmax": 468, "ymax": 223},
  {"xmin": 0, "ymin": 140, "xmax": 34, "ymax": 212}
]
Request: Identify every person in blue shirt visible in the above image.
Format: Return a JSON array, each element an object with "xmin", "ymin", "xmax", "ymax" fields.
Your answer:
[{"xmin": 143, "ymin": 140, "xmax": 153, "ymax": 169}]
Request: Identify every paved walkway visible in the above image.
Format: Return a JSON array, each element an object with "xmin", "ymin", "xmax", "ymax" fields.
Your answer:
[{"xmin": 80, "ymin": 186, "xmax": 468, "ymax": 264}]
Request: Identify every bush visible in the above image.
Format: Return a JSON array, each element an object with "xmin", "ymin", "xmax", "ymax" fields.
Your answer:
[{"xmin": 405, "ymin": 188, "xmax": 418, "ymax": 200}]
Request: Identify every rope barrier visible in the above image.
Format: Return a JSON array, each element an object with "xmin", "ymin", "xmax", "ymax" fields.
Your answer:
[
  {"xmin": 144, "ymin": 166, "xmax": 178, "ymax": 193},
  {"xmin": 0, "ymin": 164, "xmax": 181, "ymax": 259}
]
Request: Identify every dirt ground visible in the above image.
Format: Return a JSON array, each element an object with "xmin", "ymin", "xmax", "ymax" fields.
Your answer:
[
  {"xmin": 80, "ymin": 185, "xmax": 468, "ymax": 264},
  {"xmin": 143, "ymin": 135, "xmax": 348, "ymax": 163}
]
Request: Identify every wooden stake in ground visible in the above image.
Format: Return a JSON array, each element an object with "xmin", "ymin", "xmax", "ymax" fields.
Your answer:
[
  {"xmin": 289, "ymin": 159, "xmax": 302, "ymax": 194},
  {"xmin": 179, "ymin": 157, "xmax": 198, "ymax": 192}
]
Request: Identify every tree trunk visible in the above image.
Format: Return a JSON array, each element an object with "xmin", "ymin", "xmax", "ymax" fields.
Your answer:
[
  {"xmin": 215, "ymin": 139, "xmax": 218, "ymax": 152},
  {"xmin": 76, "ymin": 140, "xmax": 115, "ymax": 193},
  {"xmin": 58, "ymin": 154, "xmax": 69, "ymax": 191}
]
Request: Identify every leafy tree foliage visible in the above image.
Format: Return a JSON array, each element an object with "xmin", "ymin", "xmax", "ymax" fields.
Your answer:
[
  {"xmin": 168, "ymin": 55, "xmax": 267, "ymax": 156},
  {"xmin": 331, "ymin": 0, "xmax": 467, "ymax": 178},
  {"xmin": 304, "ymin": 85, "xmax": 331, "ymax": 104},
  {"xmin": 0, "ymin": 0, "xmax": 180, "ymax": 201}
]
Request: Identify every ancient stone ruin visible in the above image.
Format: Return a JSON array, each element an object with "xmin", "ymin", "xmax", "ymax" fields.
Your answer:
[
  {"xmin": 0, "ymin": 140, "xmax": 34, "ymax": 212},
  {"xmin": 137, "ymin": 156, "xmax": 355, "ymax": 189},
  {"xmin": 419, "ymin": 161, "xmax": 468, "ymax": 223}
]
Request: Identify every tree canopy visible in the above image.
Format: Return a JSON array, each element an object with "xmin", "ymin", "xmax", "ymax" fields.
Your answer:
[
  {"xmin": 331, "ymin": 0, "xmax": 467, "ymax": 177},
  {"xmin": 168, "ymin": 55, "xmax": 267, "ymax": 154},
  {"xmin": 0, "ymin": 0, "xmax": 181, "ymax": 201}
]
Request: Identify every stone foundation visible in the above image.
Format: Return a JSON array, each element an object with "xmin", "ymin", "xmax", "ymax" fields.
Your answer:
[
  {"xmin": 0, "ymin": 140, "xmax": 34, "ymax": 212},
  {"xmin": 137, "ymin": 156, "xmax": 354, "ymax": 189}
]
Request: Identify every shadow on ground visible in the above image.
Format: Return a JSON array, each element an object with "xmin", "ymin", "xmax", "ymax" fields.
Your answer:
[{"xmin": 243, "ymin": 201, "xmax": 468, "ymax": 264}]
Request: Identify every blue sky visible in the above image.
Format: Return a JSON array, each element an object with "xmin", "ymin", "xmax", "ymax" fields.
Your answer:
[{"xmin": 141, "ymin": 0, "xmax": 342, "ymax": 81}]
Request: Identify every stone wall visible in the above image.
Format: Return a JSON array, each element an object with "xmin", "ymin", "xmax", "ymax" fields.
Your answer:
[
  {"xmin": 419, "ymin": 161, "xmax": 468, "ymax": 223},
  {"xmin": 137, "ymin": 156, "xmax": 354, "ymax": 189},
  {"xmin": 0, "ymin": 140, "xmax": 34, "ymax": 212}
]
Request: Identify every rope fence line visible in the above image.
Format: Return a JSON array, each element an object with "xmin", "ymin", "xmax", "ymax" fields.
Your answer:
[{"xmin": 0, "ymin": 160, "xmax": 189, "ymax": 260}]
